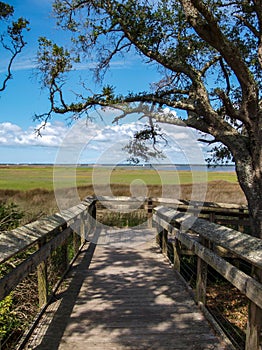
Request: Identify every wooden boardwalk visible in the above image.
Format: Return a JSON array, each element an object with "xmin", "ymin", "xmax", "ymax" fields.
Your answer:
[{"xmin": 25, "ymin": 228, "xmax": 228, "ymax": 350}]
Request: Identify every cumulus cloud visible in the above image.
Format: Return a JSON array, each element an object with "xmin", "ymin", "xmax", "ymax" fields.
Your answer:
[
  {"xmin": 56, "ymin": 120, "xmax": 142, "ymax": 151},
  {"xmin": 0, "ymin": 121, "xmax": 67, "ymax": 147},
  {"xmin": 0, "ymin": 120, "xmax": 144, "ymax": 148},
  {"xmin": 0, "ymin": 118, "xmax": 207, "ymax": 164}
]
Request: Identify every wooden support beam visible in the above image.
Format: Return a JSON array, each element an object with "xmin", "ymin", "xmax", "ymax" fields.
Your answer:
[
  {"xmin": 37, "ymin": 238, "xmax": 48, "ymax": 308},
  {"xmin": 245, "ymin": 268, "xmax": 262, "ymax": 350},
  {"xmin": 73, "ymin": 231, "xmax": 81, "ymax": 256},
  {"xmin": 153, "ymin": 212, "xmax": 262, "ymax": 309},
  {"xmin": 147, "ymin": 197, "xmax": 153, "ymax": 228},
  {"xmin": 154, "ymin": 206, "xmax": 262, "ymax": 270},
  {"xmin": 0, "ymin": 227, "xmax": 72, "ymax": 301},
  {"xmin": 168, "ymin": 238, "xmax": 181, "ymax": 272},
  {"xmin": 154, "ymin": 208, "xmax": 262, "ymax": 350},
  {"xmin": 80, "ymin": 213, "xmax": 86, "ymax": 245},
  {"xmin": 196, "ymin": 238, "xmax": 208, "ymax": 305}
]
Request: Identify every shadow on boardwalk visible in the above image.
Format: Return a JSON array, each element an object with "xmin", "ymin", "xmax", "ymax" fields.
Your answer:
[{"xmin": 26, "ymin": 230, "xmax": 229, "ymax": 350}]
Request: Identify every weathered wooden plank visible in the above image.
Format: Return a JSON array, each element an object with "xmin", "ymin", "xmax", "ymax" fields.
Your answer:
[
  {"xmin": 96, "ymin": 196, "xmax": 145, "ymax": 214},
  {"xmin": 0, "ymin": 221, "xmax": 65, "ymax": 264},
  {"xmin": 96, "ymin": 195, "xmax": 146, "ymax": 202},
  {"xmin": 152, "ymin": 197, "xmax": 248, "ymax": 210},
  {"xmin": 24, "ymin": 235, "xmax": 228, "ymax": 350},
  {"xmin": 184, "ymin": 230, "xmax": 262, "ymax": 308},
  {"xmin": 94, "ymin": 195, "xmax": 248, "ymax": 216},
  {"xmin": 154, "ymin": 206, "xmax": 262, "ymax": 269},
  {"xmin": 196, "ymin": 237, "xmax": 208, "ymax": 305},
  {"xmin": 56, "ymin": 201, "xmax": 94, "ymax": 223},
  {"xmin": 0, "ymin": 227, "xmax": 72, "ymax": 300},
  {"xmin": 0, "ymin": 200, "xmax": 95, "ymax": 264},
  {"xmin": 245, "ymin": 298, "xmax": 262, "ymax": 350},
  {"xmin": 153, "ymin": 213, "xmax": 262, "ymax": 309},
  {"xmin": 37, "ymin": 238, "xmax": 48, "ymax": 308},
  {"xmin": 155, "ymin": 213, "xmax": 176, "ymax": 233}
]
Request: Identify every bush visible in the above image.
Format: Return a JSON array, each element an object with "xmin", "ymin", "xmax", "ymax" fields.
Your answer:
[
  {"xmin": 0, "ymin": 203, "xmax": 24, "ymax": 348},
  {"xmin": 0, "ymin": 202, "xmax": 23, "ymax": 231},
  {"xmin": 0, "ymin": 294, "xmax": 21, "ymax": 345}
]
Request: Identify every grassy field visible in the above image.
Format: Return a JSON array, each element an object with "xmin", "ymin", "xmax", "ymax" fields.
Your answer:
[
  {"xmin": 0, "ymin": 165, "xmax": 238, "ymax": 191},
  {"xmin": 0, "ymin": 165, "xmax": 244, "ymax": 224}
]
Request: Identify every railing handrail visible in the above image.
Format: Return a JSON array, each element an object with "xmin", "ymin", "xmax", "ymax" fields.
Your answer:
[
  {"xmin": 97, "ymin": 196, "xmax": 249, "ymax": 216},
  {"xmin": 0, "ymin": 196, "xmax": 249, "ymax": 266},
  {"xmin": 153, "ymin": 206, "xmax": 261, "ymax": 350},
  {"xmin": 0, "ymin": 197, "xmax": 96, "ymax": 304},
  {"xmin": 154, "ymin": 206, "xmax": 262, "ymax": 269},
  {"xmin": 96, "ymin": 195, "xmax": 248, "ymax": 209},
  {"xmin": 0, "ymin": 197, "xmax": 96, "ymax": 265}
]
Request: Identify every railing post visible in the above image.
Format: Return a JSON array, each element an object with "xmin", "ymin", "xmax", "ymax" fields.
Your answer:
[
  {"xmin": 196, "ymin": 237, "xmax": 208, "ymax": 305},
  {"xmin": 172, "ymin": 238, "xmax": 181, "ymax": 272},
  {"xmin": 147, "ymin": 197, "xmax": 153, "ymax": 228},
  {"xmin": 80, "ymin": 212, "xmax": 86, "ymax": 245},
  {"xmin": 37, "ymin": 237, "xmax": 48, "ymax": 308},
  {"xmin": 85, "ymin": 201, "xmax": 97, "ymax": 242},
  {"xmin": 209, "ymin": 212, "xmax": 215, "ymax": 223},
  {"xmin": 155, "ymin": 220, "xmax": 167, "ymax": 255},
  {"xmin": 162, "ymin": 229, "xmax": 168, "ymax": 256},
  {"xmin": 60, "ymin": 239, "xmax": 69, "ymax": 274},
  {"xmin": 238, "ymin": 208, "xmax": 244, "ymax": 232},
  {"xmin": 155, "ymin": 219, "xmax": 162, "ymax": 247},
  {"xmin": 73, "ymin": 230, "xmax": 81, "ymax": 255},
  {"xmin": 245, "ymin": 268, "xmax": 262, "ymax": 350}
]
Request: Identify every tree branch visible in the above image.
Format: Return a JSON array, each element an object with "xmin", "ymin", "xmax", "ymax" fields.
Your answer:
[
  {"xmin": 181, "ymin": 0, "xmax": 258, "ymax": 113},
  {"xmin": 235, "ymin": 14, "xmax": 260, "ymax": 38},
  {"xmin": 0, "ymin": 17, "xmax": 28, "ymax": 92}
]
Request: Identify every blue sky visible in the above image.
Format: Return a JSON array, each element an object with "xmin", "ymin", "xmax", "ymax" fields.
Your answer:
[{"xmin": 0, "ymin": 0, "xmax": 207, "ymax": 165}]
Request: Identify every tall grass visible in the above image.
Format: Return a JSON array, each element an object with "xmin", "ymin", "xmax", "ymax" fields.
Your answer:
[
  {"xmin": 0, "ymin": 180, "xmax": 246, "ymax": 225},
  {"xmin": 0, "ymin": 166, "xmax": 237, "ymax": 191}
]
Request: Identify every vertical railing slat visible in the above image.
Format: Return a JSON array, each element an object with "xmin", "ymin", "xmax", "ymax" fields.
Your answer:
[
  {"xmin": 37, "ymin": 237, "xmax": 48, "ymax": 308},
  {"xmin": 245, "ymin": 268, "xmax": 262, "ymax": 350}
]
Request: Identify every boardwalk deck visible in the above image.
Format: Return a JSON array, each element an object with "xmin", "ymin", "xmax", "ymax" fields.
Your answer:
[{"xmin": 25, "ymin": 228, "xmax": 229, "ymax": 350}]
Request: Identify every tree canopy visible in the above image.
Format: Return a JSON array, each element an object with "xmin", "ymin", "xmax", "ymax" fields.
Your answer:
[
  {"xmin": 0, "ymin": 1, "xmax": 29, "ymax": 92},
  {"xmin": 36, "ymin": 0, "xmax": 262, "ymax": 240}
]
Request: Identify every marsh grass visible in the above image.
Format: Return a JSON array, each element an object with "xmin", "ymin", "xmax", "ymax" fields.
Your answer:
[
  {"xmin": 0, "ymin": 166, "xmax": 237, "ymax": 190},
  {"xmin": 0, "ymin": 166, "xmax": 243, "ymax": 223},
  {"xmin": 97, "ymin": 209, "xmax": 148, "ymax": 228},
  {"xmin": 0, "ymin": 180, "xmax": 246, "ymax": 225}
]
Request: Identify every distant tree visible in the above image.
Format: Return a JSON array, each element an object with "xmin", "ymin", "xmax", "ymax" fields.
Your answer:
[
  {"xmin": 0, "ymin": 2, "xmax": 29, "ymax": 91},
  {"xmin": 36, "ymin": 0, "xmax": 262, "ymax": 244}
]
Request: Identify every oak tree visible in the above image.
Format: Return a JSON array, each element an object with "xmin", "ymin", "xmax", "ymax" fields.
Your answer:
[{"xmin": 37, "ymin": 0, "xmax": 262, "ymax": 244}]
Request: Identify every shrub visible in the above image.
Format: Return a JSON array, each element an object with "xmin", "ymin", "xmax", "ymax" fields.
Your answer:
[
  {"xmin": 0, "ymin": 294, "xmax": 21, "ymax": 345},
  {"xmin": 0, "ymin": 202, "xmax": 23, "ymax": 231},
  {"xmin": 0, "ymin": 203, "xmax": 24, "ymax": 348}
]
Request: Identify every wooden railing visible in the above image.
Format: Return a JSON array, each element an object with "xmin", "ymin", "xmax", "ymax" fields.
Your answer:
[
  {"xmin": 0, "ymin": 197, "xmax": 96, "ymax": 348},
  {"xmin": 0, "ymin": 196, "xmax": 255, "ymax": 349},
  {"xmin": 96, "ymin": 196, "xmax": 250, "ymax": 232},
  {"xmin": 152, "ymin": 198, "xmax": 249, "ymax": 231},
  {"xmin": 153, "ymin": 206, "xmax": 262, "ymax": 350},
  {"xmin": 0, "ymin": 197, "xmax": 96, "ymax": 304}
]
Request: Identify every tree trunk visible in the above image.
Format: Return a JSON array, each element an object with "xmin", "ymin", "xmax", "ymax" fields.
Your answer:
[
  {"xmin": 234, "ymin": 153, "xmax": 262, "ymax": 349},
  {"xmin": 234, "ymin": 155, "xmax": 262, "ymax": 240}
]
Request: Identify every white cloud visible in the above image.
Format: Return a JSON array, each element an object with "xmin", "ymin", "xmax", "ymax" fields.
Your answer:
[
  {"xmin": 0, "ymin": 118, "xmax": 207, "ymax": 164},
  {"xmin": 163, "ymin": 107, "xmax": 178, "ymax": 118},
  {"xmin": 0, "ymin": 121, "xmax": 67, "ymax": 147},
  {"xmin": 0, "ymin": 120, "xmax": 143, "ymax": 149}
]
